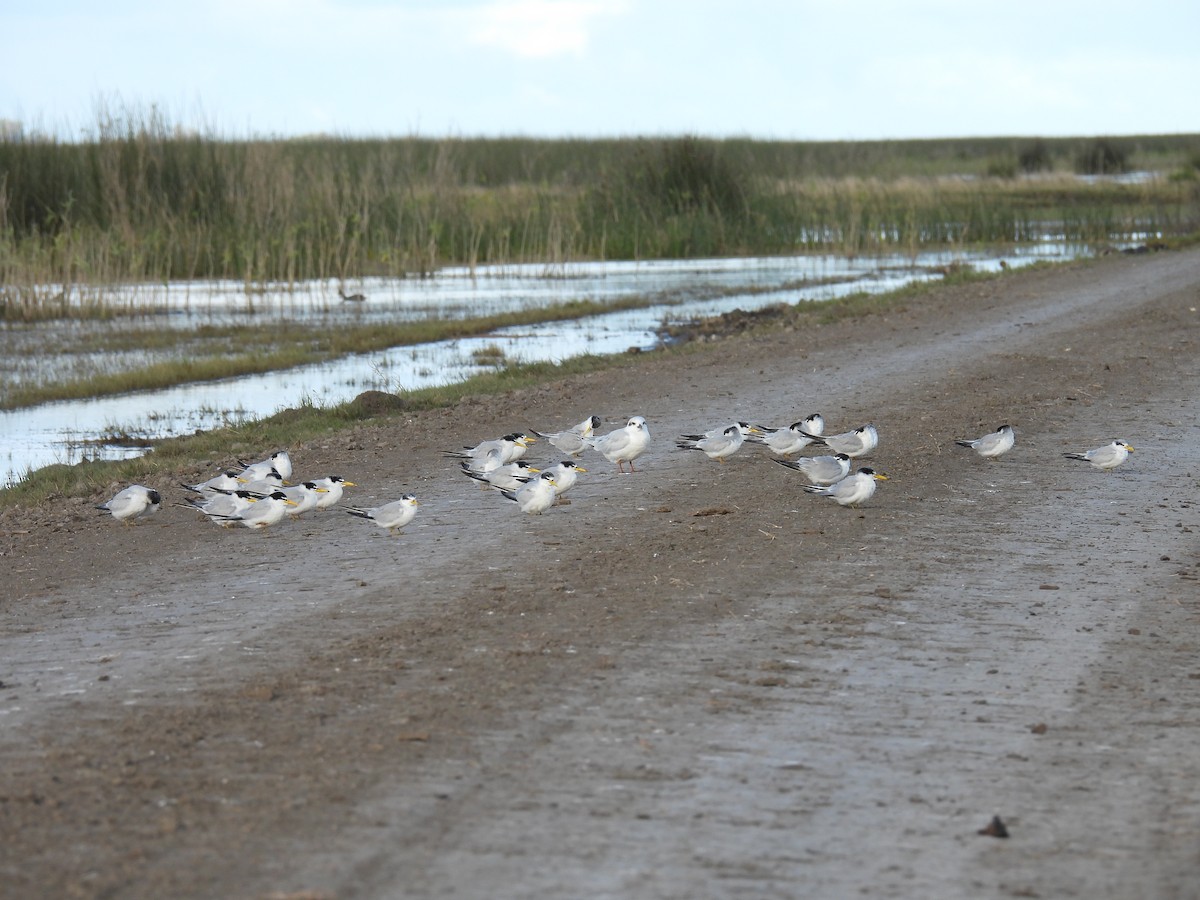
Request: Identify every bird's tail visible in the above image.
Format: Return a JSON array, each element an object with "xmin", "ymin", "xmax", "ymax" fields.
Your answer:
[
  {"xmin": 954, "ymin": 440, "xmax": 974, "ymax": 449},
  {"xmin": 1062, "ymin": 452, "xmax": 1087, "ymax": 461},
  {"xmin": 343, "ymin": 507, "xmax": 372, "ymax": 519}
]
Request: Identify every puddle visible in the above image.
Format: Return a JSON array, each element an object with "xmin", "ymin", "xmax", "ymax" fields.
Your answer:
[{"xmin": 0, "ymin": 244, "xmax": 1091, "ymax": 487}]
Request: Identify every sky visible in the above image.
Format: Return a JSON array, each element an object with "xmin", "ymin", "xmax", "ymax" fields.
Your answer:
[{"xmin": 2, "ymin": 0, "xmax": 1197, "ymax": 141}]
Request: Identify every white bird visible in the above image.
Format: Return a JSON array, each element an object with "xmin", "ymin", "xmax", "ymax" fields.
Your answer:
[
  {"xmin": 180, "ymin": 470, "xmax": 242, "ymax": 498},
  {"xmin": 516, "ymin": 460, "xmax": 587, "ymax": 501},
  {"xmin": 184, "ymin": 488, "xmax": 260, "ymax": 526},
  {"xmin": 445, "ymin": 432, "xmax": 536, "ymax": 465},
  {"xmin": 345, "ymin": 494, "xmax": 420, "ymax": 534},
  {"xmin": 500, "ymin": 471, "xmax": 559, "ymax": 514},
  {"xmin": 312, "ymin": 475, "xmax": 356, "ymax": 509},
  {"xmin": 460, "ymin": 459, "xmax": 541, "ymax": 491},
  {"xmin": 681, "ymin": 420, "xmax": 756, "ymax": 441},
  {"xmin": 955, "ymin": 424, "xmax": 1016, "ymax": 459},
  {"xmin": 773, "ymin": 452, "xmax": 852, "ymax": 485},
  {"xmin": 530, "ymin": 415, "xmax": 602, "ymax": 457},
  {"xmin": 801, "ymin": 423, "xmax": 878, "ymax": 458},
  {"xmin": 280, "ymin": 481, "xmax": 330, "ymax": 517},
  {"xmin": 458, "ymin": 446, "xmax": 504, "ymax": 475},
  {"xmin": 749, "ymin": 414, "xmax": 825, "ymax": 455},
  {"xmin": 239, "ymin": 469, "xmax": 285, "ymax": 495},
  {"xmin": 543, "ymin": 460, "xmax": 587, "ymax": 497},
  {"xmin": 1063, "ymin": 439, "xmax": 1134, "ymax": 471},
  {"xmin": 586, "ymin": 415, "xmax": 651, "ymax": 473},
  {"xmin": 239, "ymin": 450, "xmax": 293, "ymax": 483},
  {"xmin": 676, "ymin": 423, "xmax": 756, "ymax": 462},
  {"xmin": 210, "ymin": 490, "xmax": 297, "ymax": 529},
  {"xmin": 803, "ymin": 467, "xmax": 888, "ymax": 507},
  {"xmin": 96, "ymin": 484, "xmax": 162, "ymax": 524}
]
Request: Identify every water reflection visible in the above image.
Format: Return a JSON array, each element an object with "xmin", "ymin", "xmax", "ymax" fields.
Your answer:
[{"xmin": 0, "ymin": 245, "xmax": 1086, "ymax": 487}]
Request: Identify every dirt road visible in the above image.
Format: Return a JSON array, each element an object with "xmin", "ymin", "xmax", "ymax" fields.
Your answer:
[{"xmin": 2, "ymin": 248, "xmax": 1199, "ymax": 899}]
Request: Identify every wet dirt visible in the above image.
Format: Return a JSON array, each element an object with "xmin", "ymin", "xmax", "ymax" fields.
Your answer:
[{"xmin": 2, "ymin": 248, "xmax": 1199, "ymax": 899}]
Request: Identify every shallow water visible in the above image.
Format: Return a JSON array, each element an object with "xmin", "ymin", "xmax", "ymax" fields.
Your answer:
[{"xmin": 0, "ymin": 245, "xmax": 1085, "ymax": 487}]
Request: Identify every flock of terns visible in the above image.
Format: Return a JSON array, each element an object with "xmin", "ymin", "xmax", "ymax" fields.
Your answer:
[{"xmin": 93, "ymin": 410, "xmax": 1135, "ymax": 532}]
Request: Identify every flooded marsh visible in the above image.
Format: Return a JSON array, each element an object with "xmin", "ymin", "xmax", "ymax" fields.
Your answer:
[{"xmin": 1, "ymin": 244, "xmax": 1100, "ymax": 487}]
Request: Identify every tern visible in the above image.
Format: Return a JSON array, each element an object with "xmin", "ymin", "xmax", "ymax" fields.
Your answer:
[
  {"xmin": 96, "ymin": 485, "xmax": 162, "ymax": 524},
  {"xmin": 239, "ymin": 450, "xmax": 292, "ymax": 483},
  {"xmin": 676, "ymin": 423, "xmax": 757, "ymax": 462},
  {"xmin": 461, "ymin": 459, "xmax": 541, "ymax": 491},
  {"xmin": 530, "ymin": 415, "xmax": 602, "ymax": 457},
  {"xmin": 500, "ymin": 471, "xmax": 559, "ymax": 514},
  {"xmin": 749, "ymin": 414, "xmax": 825, "ymax": 455},
  {"xmin": 1063, "ymin": 440, "xmax": 1133, "ymax": 471},
  {"xmin": 210, "ymin": 491, "xmax": 297, "ymax": 529},
  {"xmin": 345, "ymin": 495, "xmax": 420, "ymax": 534},
  {"xmin": 801, "ymin": 423, "xmax": 878, "ymax": 458},
  {"xmin": 803, "ymin": 468, "xmax": 888, "ymax": 507},
  {"xmin": 280, "ymin": 481, "xmax": 330, "ymax": 517},
  {"xmin": 239, "ymin": 469, "xmax": 285, "ymax": 495},
  {"xmin": 773, "ymin": 453, "xmax": 852, "ymax": 485},
  {"xmin": 180, "ymin": 470, "xmax": 242, "ymax": 498},
  {"xmin": 445, "ymin": 432, "xmax": 536, "ymax": 466},
  {"xmin": 312, "ymin": 475, "xmax": 356, "ymax": 509},
  {"xmin": 514, "ymin": 460, "xmax": 587, "ymax": 502},
  {"xmin": 955, "ymin": 424, "xmax": 1016, "ymax": 459},
  {"xmin": 183, "ymin": 489, "xmax": 260, "ymax": 526}
]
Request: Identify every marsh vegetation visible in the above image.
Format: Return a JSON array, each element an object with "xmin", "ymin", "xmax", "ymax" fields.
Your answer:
[
  {"xmin": 2, "ymin": 106, "xmax": 1198, "ymax": 496},
  {"xmin": 3, "ymin": 106, "xmax": 1198, "ymax": 316}
]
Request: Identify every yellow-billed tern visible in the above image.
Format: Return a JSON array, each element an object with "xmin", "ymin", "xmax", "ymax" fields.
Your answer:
[
  {"xmin": 500, "ymin": 471, "xmax": 559, "ymax": 514},
  {"xmin": 1063, "ymin": 439, "xmax": 1134, "ymax": 471}
]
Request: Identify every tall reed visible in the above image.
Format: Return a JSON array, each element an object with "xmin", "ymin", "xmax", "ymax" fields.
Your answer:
[{"xmin": 2, "ymin": 105, "xmax": 1199, "ymax": 318}]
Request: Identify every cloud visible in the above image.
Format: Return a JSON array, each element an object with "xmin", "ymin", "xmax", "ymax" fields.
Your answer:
[{"xmin": 464, "ymin": 0, "xmax": 626, "ymax": 59}]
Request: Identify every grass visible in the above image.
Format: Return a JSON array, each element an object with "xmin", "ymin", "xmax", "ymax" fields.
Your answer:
[
  {"xmin": 3, "ymin": 107, "xmax": 1198, "ymax": 306},
  {"xmin": 0, "ymin": 254, "xmax": 1048, "ymax": 511},
  {"xmin": 21, "ymin": 235, "xmax": 1200, "ymax": 512},
  {"xmin": 4, "ymin": 113, "xmax": 1198, "ymax": 504},
  {"xmin": 469, "ymin": 343, "xmax": 508, "ymax": 366},
  {"xmin": 0, "ymin": 350, "xmax": 635, "ymax": 510}
]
